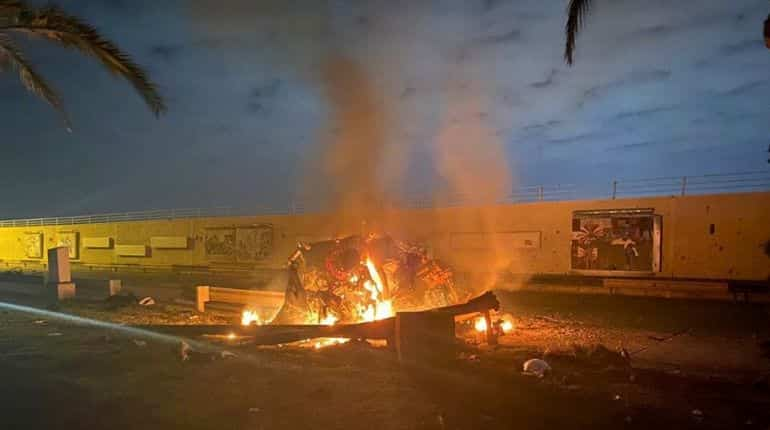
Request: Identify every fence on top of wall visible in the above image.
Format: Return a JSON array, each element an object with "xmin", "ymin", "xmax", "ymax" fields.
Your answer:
[{"xmin": 1, "ymin": 171, "xmax": 769, "ymax": 228}]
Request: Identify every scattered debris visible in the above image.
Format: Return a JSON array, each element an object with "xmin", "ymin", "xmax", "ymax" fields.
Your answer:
[
  {"xmin": 759, "ymin": 339, "xmax": 770, "ymax": 359},
  {"xmin": 105, "ymin": 293, "xmax": 138, "ymax": 310},
  {"xmin": 751, "ymin": 373, "xmax": 769, "ymax": 391},
  {"xmin": 133, "ymin": 339, "xmax": 147, "ymax": 348},
  {"xmin": 180, "ymin": 340, "xmax": 192, "ymax": 361},
  {"xmin": 633, "ymin": 329, "xmax": 690, "ymax": 356},
  {"xmin": 572, "ymin": 344, "xmax": 630, "ymax": 368},
  {"xmin": 522, "ymin": 358, "xmax": 551, "ymax": 378},
  {"xmin": 138, "ymin": 297, "xmax": 156, "ymax": 306},
  {"xmin": 47, "ymin": 332, "xmax": 62, "ymax": 337},
  {"xmin": 691, "ymin": 409, "xmax": 704, "ymax": 423},
  {"xmin": 248, "ymin": 407, "xmax": 261, "ymax": 414},
  {"xmin": 33, "ymin": 319, "xmax": 47, "ymax": 325},
  {"xmin": 613, "ymin": 394, "xmax": 622, "ymax": 401},
  {"xmin": 220, "ymin": 350, "xmax": 237, "ymax": 359}
]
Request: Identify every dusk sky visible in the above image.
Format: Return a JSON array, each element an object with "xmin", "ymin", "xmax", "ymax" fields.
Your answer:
[{"xmin": 2, "ymin": 0, "xmax": 769, "ymax": 218}]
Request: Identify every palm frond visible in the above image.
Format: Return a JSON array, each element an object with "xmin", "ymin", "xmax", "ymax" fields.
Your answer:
[
  {"xmin": 2, "ymin": 3, "xmax": 166, "ymax": 116},
  {"xmin": 564, "ymin": 0, "xmax": 593, "ymax": 66},
  {"xmin": 0, "ymin": 34, "xmax": 71, "ymax": 129}
]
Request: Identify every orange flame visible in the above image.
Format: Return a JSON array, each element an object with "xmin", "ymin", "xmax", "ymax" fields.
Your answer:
[
  {"xmin": 320, "ymin": 313, "xmax": 338, "ymax": 326},
  {"xmin": 474, "ymin": 317, "xmax": 487, "ymax": 332},
  {"xmin": 241, "ymin": 310, "xmax": 262, "ymax": 326},
  {"xmin": 360, "ymin": 258, "xmax": 393, "ymax": 322}
]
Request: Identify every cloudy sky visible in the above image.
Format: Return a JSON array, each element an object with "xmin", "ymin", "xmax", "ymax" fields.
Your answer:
[{"xmin": 1, "ymin": 0, "xmax": 769, "ymax": 218}]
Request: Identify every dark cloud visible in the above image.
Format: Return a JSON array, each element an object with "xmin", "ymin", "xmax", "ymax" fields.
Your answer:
[
  {"xmin": 547, "ymin": 130, "xmax": 609, "ymax": 146},
  {"xmin": 522, "ymin": 120, "xmax": 562, "ymax": 133},
  {"xmin": 580, "ymin": 69, "xmax": 671, "ymax": 106},
  {"xmin": 720, "ymin": 80, "xmax": 769, "ymax": 97},
  {"xmin": 531, "ymin": 69, "xmax": 558, "ymax": 89},
  {"xmin": 721, "ymin": 39, "xmax": 765, "ymax": 55},
  {"xmin": 149, "ymin": 44, "xmax": 184, "ymax": 61},
  {"xmin": 475, "ymin": 28, "xmax": 521, "ymax": 45},
  {"xmin": 2, "ymin": 0, "xmax": 770, "ymax": 218},
  {"xmin": 250, "ymin": 79, "xmax": 282, "ymax": 99},
  {"xmin": 614, "ymin": 105, "xmax": 679, "ymax": 121}
]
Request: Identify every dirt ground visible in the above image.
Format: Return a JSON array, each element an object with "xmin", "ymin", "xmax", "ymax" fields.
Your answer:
[{"xmin": 0, "ymin": 289, "xmax": 768, "ymax": 430}]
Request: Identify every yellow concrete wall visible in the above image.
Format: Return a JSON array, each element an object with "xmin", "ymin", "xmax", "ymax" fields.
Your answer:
[{"xmin": 1, "ymin": 192, "xmax": 768, "ymax": 280}]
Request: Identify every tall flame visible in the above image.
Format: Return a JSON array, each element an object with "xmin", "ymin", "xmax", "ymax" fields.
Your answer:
[{"xmin": 360, "ymin": 258, "xmax": 393, "ymax": 322}]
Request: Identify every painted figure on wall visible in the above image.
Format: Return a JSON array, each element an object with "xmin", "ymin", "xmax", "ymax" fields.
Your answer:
[
  {"xmin": 56, "ymin": 232, "xmax": 79, "ymax": 260},
  {"xmin": 206, "ymin": 225, "xmax": 274, "ymax": 262},
  {"xmin": 235, "ymin": 225, "xmax": 274, "ymax": 261},
  {"xmin": 23, "ymin": 233, "xmax": 43, "ymax": 259},
  {"xmin": 205, "ymin": 228, "xmax": 236, "ymax": 259},
  {"xmin": 571, "ymin": 214, "xmax": 655, "ymax": 272},
  {"xmin": 572, "ymin": 221, "xmax": 606, "ymax": 269}
]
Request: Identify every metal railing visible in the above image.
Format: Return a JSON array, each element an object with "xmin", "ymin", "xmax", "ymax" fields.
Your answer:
[
  {"xmin": 610, "ymin": 171, "xmax": 770, "ymax": 199},
  {"xmin": 1, "ymin": 171, "xmax": 768, "ymax": 228}
]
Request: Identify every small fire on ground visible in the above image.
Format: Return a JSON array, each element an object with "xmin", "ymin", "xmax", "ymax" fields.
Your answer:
[
  {"xmin": 241, "ymin": 310, "xmax": 263, "ymax": 326},
  {"xmin": 474, "ymin": 315, "xmax": 515, "ymax": 335}
]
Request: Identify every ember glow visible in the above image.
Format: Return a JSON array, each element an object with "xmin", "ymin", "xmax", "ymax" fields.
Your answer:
[
  {"xmin": 361, "ymin": 299, "xmax": 393, "ymax": 323},
  {"xmin": 313, "ymin": 338, "xmax": 349, "ymax": 349},
  {"xmin": 319, "ymin": 313, "xmax": 338, "ymax": 326},
  {"xmin": 501, "ymin": 320, "xmax": 514, "ymax": 333},
  {"xmin": 474, "ymin": 317, "xmax": 487, "ymax": 332},
  {"xmin": 241, "ymin": 310, "xmax": 262, "ymax": 326}
]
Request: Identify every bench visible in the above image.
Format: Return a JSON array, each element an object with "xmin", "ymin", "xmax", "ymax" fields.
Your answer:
[
  {"xmin": 196, "ymin": 285, "xmax": 285, "ymax": 318},
  {"xmin": 603, "ymin": 278, "xmax": 730, "ymax": 300},
  {"xmin": 727, "ymin": 280, "xmax": 770, "ymax": 303}
]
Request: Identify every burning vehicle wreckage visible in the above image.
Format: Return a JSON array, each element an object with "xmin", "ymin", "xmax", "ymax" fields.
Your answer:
[
  {"xmin": 273, "ymin": 234, "xmax": 462, "ymax": 325},
  {"xmin": 143, "ymin": 234, "xmax": 505, "ymax": 360}
]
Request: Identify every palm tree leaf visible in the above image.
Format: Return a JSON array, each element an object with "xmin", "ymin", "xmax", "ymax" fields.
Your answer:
[
  {"xmin": 0, "ymin": 34, "xmax": 71, "ymax": 129},
  {"xmin": 2, "ymin": 4, "xmax": 166, "ymax": 116},
  {"xmin": 564, "ymin": 0, "xmax": 593, "ymax": 66}
]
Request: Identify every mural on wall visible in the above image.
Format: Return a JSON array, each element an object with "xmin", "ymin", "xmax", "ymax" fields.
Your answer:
[
  {"xmin": 204, "ymin": 228, "xmax": 236, "ymax": 260},
  {"xmin": 205, "ymin": 225, "xmax": 274, "ymax": 261},
  {"xmin": 235, "ymin": 225, "xmax": 274, "ymax": 261},
  {"xmin": 23, "ymin": 233, "xmax": 43, "ymax": 259},
  {"xmin": 571, "ymin": 210, "xmax": 659, "ymax": 272},
  {"xmin": 56, "ymin": 232, "xmax": 79, "ymax": 259}
]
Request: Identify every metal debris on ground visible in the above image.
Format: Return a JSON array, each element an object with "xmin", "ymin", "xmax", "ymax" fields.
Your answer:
[
  {"xmin": 133, "ymin": 339, "xmax": 147, "ymax": 348},
  {"xmin": 105, "ymin": 293, "xmax": 138, "ymax": 309},
  {"xmin": 138, "ymin": 297, "xmax": 156, "ymax": 306},
  {"xmin": 180, "ymin": 340, "xmax": 192, "ymax": 361},
  {"xmin": 522, "ymin": 358, "xmax": 551, "ymax": 378},
  {"xmin": 47, "ymin": 332, "xmax": 62, "ymax": 336},
  {"xmin": 248, "ymin": 407, "xmax": 261, "ymax": 413},
  {"xmin": 691, "ymin": 409, "xmax": 704, "ymax": 422},
  {"xmin": 220, "ymin": 350, "xmax": 237, "ymax": 359},
  {"xmin": 33, "ymin": 320, "xmax": 47, "ymax": 325}
]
